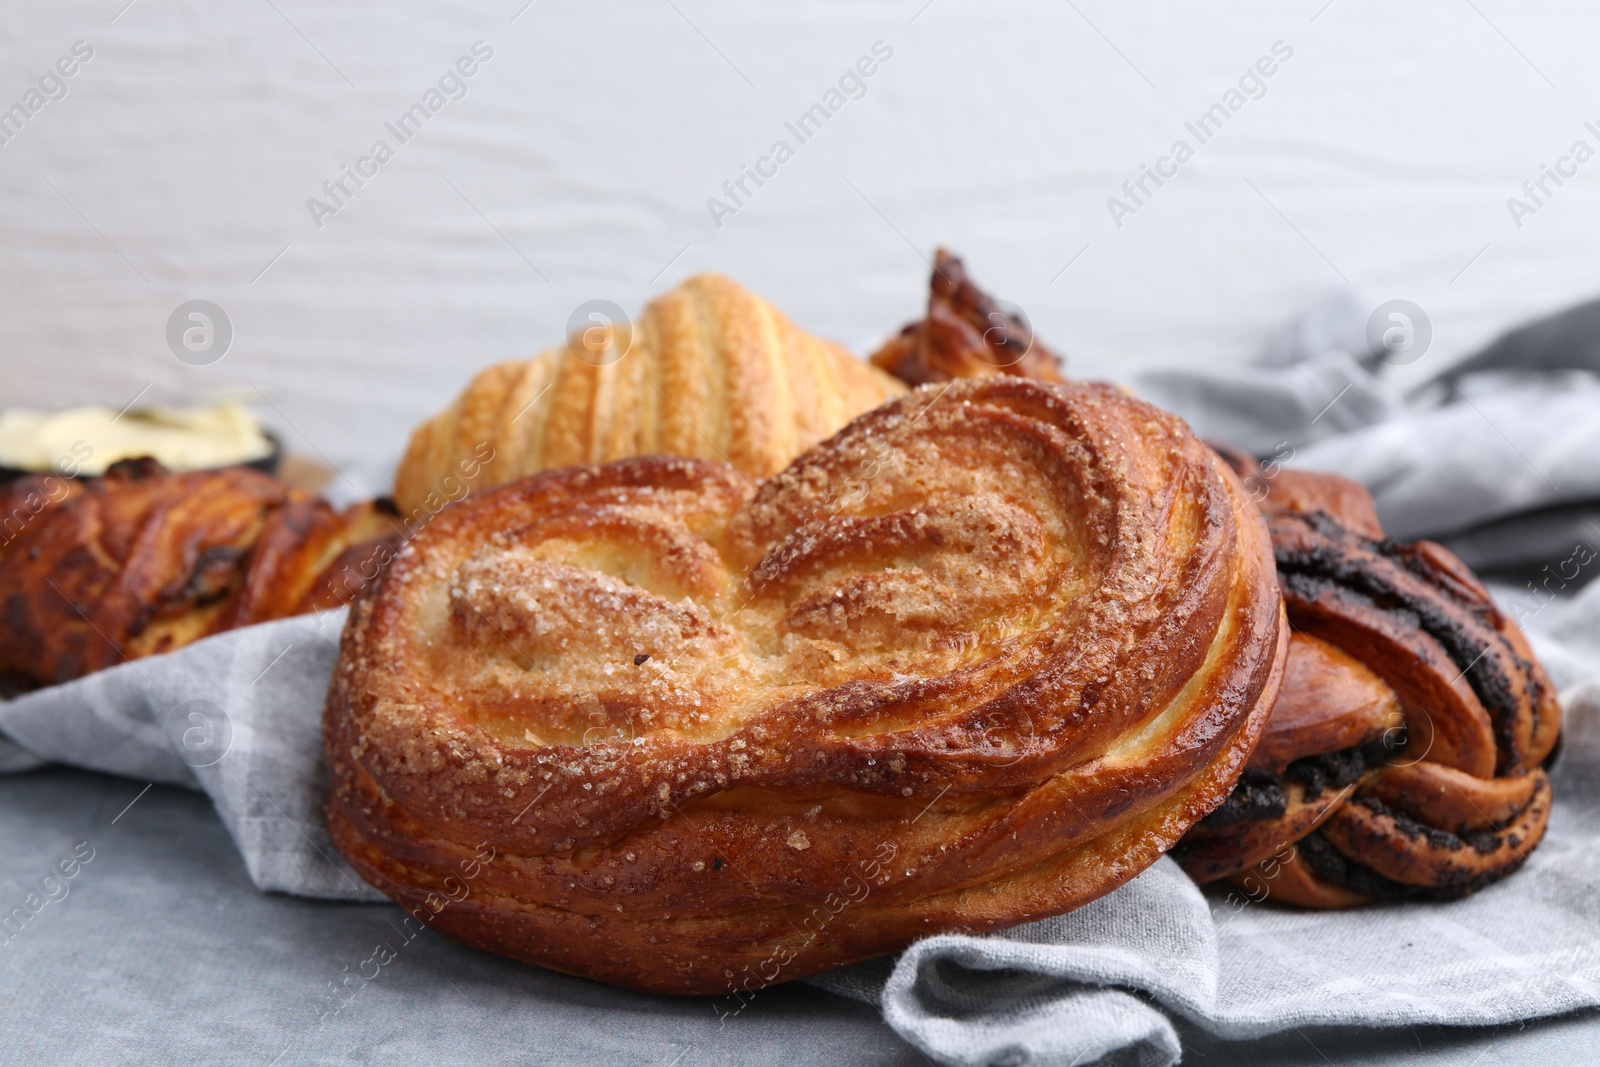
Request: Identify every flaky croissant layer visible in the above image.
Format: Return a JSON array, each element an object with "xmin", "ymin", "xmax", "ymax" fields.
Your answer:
[
  {"xmin": 393, "ymin": 273, "xmax": 905, "ymax": 518},
  {"xmin": 326, "ymin": 377, "xmax": 1288, "ymax": 994}
]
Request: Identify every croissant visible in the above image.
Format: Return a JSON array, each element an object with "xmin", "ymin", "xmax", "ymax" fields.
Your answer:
[
  {"xmin": 392, "ymin": 274, "xmax": 906, "ymax": 517},
  {"xmin": 325, "ymin": 376, "xmax": 1288, "ymax": 994},
  {"xmin": 1173, "ymin": 452, "xmax": 1560, "ymax": 905},
  {"xmin": 0, "ymin": 457, "xmax": 401, "ymax": 694}
]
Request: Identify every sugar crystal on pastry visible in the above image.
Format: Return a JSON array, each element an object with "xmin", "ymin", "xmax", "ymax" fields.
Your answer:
[{"xmin": 325, "ymin": 376, "xmax": 1288, "ymax": 994}]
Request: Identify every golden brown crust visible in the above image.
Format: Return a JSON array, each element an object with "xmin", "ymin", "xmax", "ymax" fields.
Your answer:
[
  {"xmin": 1317, "ymin": 778, "xmax": 1550, "ymax": 889},
  {"xmin": 1245, "ymin": 633, "xmax": 1402, "ymax": 776},
  {"xmin": 326, "ymin": 377, "xmax": 1287, "ymax": 994},
  {"xmin": 870, "ymin": 249, "xmax": 1067, "ymax": 387},
  {"xmin": 1183, "ymin": 777, "xmax": 1360, "ymax": 883},
  {"xmin": 0, "ymin": 458, "xmax": 401, "ymax": 693},
  {"xmin": 1175, "ymin": 461, "xmax": 1560, "ymax": 905},
  {"xmin": 1231, "ymin": 845, "xmax": 1371, "ymax": 908},
  {"xmin": 1259, "ymin": 469, "xmax": 1382, "ymax": 540},
  {"xmin": 392, "ymin": 274, "xmax": 906, "ymax": 516},
  {"xmin": 861, "ymin": 274, "xmax": 1561, "ymax": 909}
]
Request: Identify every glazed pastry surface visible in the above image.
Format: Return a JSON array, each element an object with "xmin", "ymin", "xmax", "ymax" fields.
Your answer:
[
  {"xmin": 327, "ymin": 377, "xmax": 1287, "ymax": 994},
  {"xmin": 862, "ymin": 253, "xmax": 1562, "ymax": 911},
  {"xmin": 0, "ymin": 458, "xmax": 398, "ymax": 693},
  {"xmin": 1176, "ymin": 459, "xmax": 1559, "ymax": 905},
  {"xmin": 870, "ymin": 248, "xmax": 1067, "ymax": 387}
]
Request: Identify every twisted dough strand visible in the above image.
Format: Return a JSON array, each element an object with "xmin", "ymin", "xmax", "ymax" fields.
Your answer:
[
  {"xmin": 0, "ymin": 458, "xmax": 399, "ymax": 693},
  {"xmin": 1176, "ymin": 462, "xmax": 1559, "ymax": 905},
  {"xmin": 327, "ymin": 377, "xmax": 1287, "ymax": 993}
]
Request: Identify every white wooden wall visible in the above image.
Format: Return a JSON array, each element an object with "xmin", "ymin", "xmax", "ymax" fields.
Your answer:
[{"xmin": 3, "ymin": 0, "xmax": 1596, "ymax": 473}]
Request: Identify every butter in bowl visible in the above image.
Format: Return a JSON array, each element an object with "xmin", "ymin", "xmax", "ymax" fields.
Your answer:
[{"xmin": 0, "ymin": 402, "xmax": 278, "ymax": 481}]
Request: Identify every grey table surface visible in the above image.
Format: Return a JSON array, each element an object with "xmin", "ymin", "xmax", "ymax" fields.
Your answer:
[{"xmin": 2, "ymin": 767, "xmax": 1597, "ymax": 1066}]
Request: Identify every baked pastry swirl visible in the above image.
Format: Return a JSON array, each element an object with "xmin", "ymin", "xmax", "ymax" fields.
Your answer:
[
  {"xmin": 870, "ymin": 249, "xmax": 1067, "ymax": 387},
  {"xmin": 325, "ymin": 376, "xmax": 1288, "ymax": 994},
  {"xmin": 393, "ymin": 274, "xmax": 905, "ymax": 516},
  {"xmin": 1175, "ymin": 454, "xmax": 1560, "ymax": 905},
  {"xmin": 0, "ymin": 457, "xmax": 400, "ymax": 694},
  {"xmin": 865, "ymin": 253, "xmax": 1560, "ymax": 908}
]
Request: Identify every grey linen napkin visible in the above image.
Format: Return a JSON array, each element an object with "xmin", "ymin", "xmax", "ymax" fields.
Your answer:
[
  {"xmin": 7, "ymin": 583, "xmax": 1600, "ymax": 1066},
  {"xmin": 0, "ymin": 609, "xmax": 381, "ymax": 902},
  {"xmin": 812, "ymin": 682, "xmax": 1600, "ymax": 1064},
  {"xmin": 1129, "ymin": 290, "xmax": 1600, "ymax": 565}
]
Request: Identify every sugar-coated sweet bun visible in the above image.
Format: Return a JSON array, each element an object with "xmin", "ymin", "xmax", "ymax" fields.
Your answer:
[{"xmin": 327, "ymin": 377, "xmax": 1287, "ymax": 994}]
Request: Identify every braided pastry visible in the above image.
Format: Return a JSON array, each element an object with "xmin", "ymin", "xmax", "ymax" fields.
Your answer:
[
  {"xmin": 1175, "ymin": 454, "xmax": 1559, "ymax": 905},
  {"xmin": 870, "ymin": 249, "xmax": 1067, "ymax": 386},
  {"xmin": 392, "ymin": 274, "xmax": 905, "ymax": 516},
  {"xmin": 0, "ymin": 458, "xmax": 400, "ymax": 693},
  {"xmin": 325, "ymin": 376, "xmax": 1287, "ymax": 994}
]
